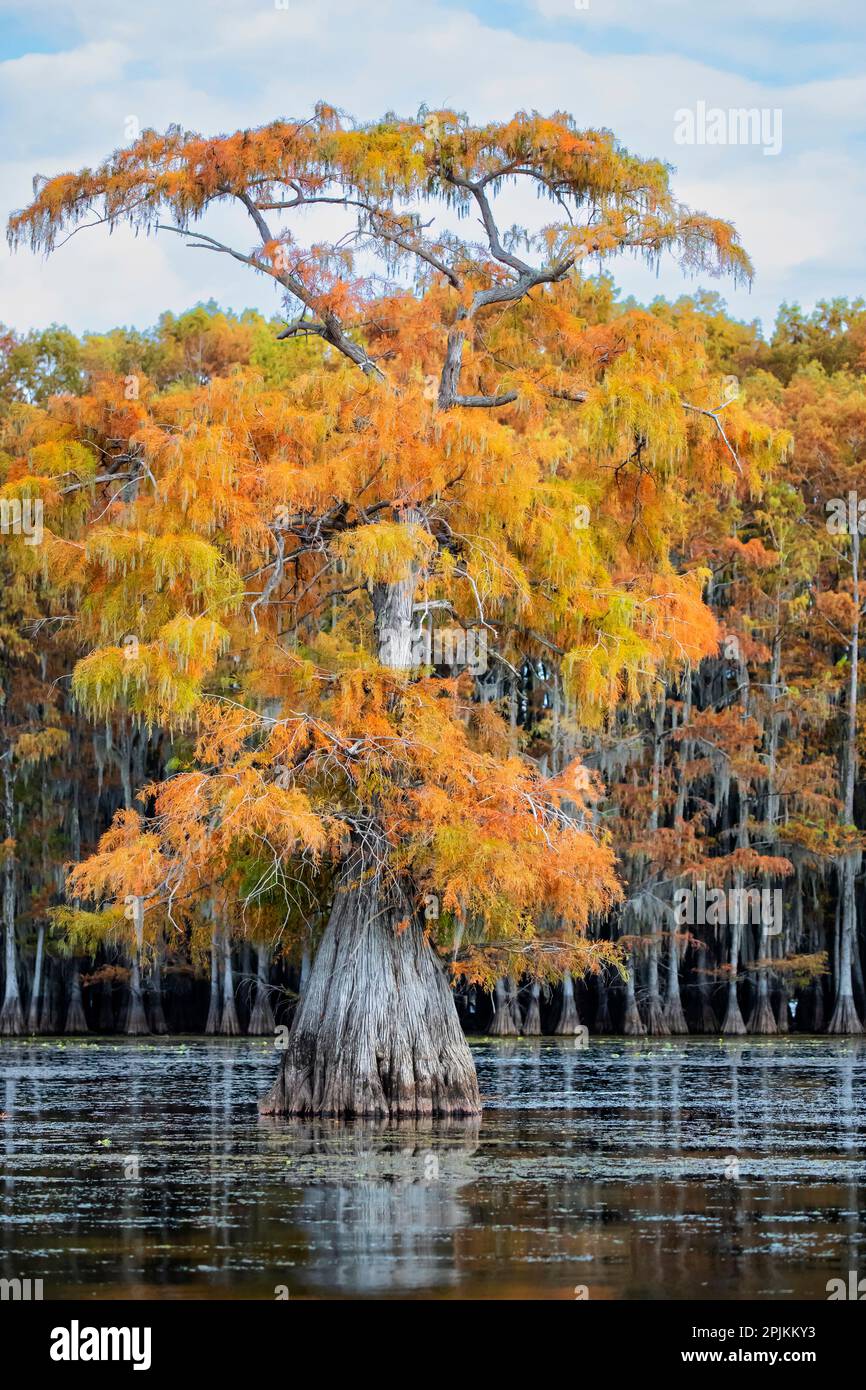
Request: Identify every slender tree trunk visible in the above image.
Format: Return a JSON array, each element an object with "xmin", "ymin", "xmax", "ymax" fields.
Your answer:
[
  {"xmin": 27, "ymin": 922, "xmax": 45, "ymax": 1033},
  {"xmin": 522, "ymin": 980, "xmax": 542, "ymax": 1035},
  {"xmin": 39, "ymin": 962, "xmax": 59, "ymax": 1033},
  {"xmin": 248, "ymin": 945, "xmax": 276, "ymax": 1035},
  {"xmin": 63, "ymin": 961, "xmax": 88, "ymax": 1034},
  {"xmin": 829, "ymin": 528, "xmax": 863, "ymax": 1033},
  {"xmin": 622, "ymin": 948, "xmax": 646, "ymax": 1035},
  {"xmin": 663, "ymin": 928, "xmax": 689, "ymax": 1033},
  {"xmin": 260, "ymin": 838, "xmax": 481, "ymax": 1118},
  {"xmin": 125, "ymin": 951, "xmax": 150, "ymax": 1035},
  {"xmin": 776, "ymin": 971, "xmax": 790, "ymax": 1033},
  {"xmin": 553, "ymin": 970, "xmax": 581, "ymax": 1034},
  {"xmin": 644, "ymin": 943, "xmax": 669, "ymax": 1035},
  {"xmin": 488, "ymin": 977, "xmax": 520, "ymax": 1036},
  {"xmin": 219, "ymin": 925, "xmax": 241, "ymax": 1036},
  {"xmin": 96, "ymin": 974, "xmax": 114, "ymax": 1032},
  {"xmin": 721, "ymin": 917, "xmax": 748, "ymax": 1035},
  {"xmin": 594, "ymin": 969, "xmax": 612, "ymax": 1032},
  {"xmin": 723, "ymin": 663, "xmax": 751, "ymax": 1035},
  {"xmin": 0, "ymin": 753, "xmax": 24, "ymax": 1035},
  {"xmin": 644, "ymin": 694, "xmax": 669, "ymax": 1036},
  {"xmin": 750, "ymin": 623, "xmax": 781, "ymax": 1035},
  {"xmin": 205, "ymin": 919, "xmax": 221, "ymax": 1034},
  {"xmin": 747, "ymin": 937, "xmax": 777, "ymax": 1034},
  {"xmin": 508, "ymin": 977, "xmax": 523, "ymax": 1031}
]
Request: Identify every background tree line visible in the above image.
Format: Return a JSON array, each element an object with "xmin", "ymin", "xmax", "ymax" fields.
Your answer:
[{"xmin": 1, "ymin": 289, "xmax": 864, "ymax": 1039}]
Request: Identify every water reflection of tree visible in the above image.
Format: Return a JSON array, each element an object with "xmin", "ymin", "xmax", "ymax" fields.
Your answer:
[{"xmin": 260, "ymin": 1119, "xmax": 481, "ymax": 1295}]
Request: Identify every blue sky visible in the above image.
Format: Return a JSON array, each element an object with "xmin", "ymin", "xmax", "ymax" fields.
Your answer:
[{"xmin": 1, "ymin": 0, "xmax": 864, "ymax": 337}]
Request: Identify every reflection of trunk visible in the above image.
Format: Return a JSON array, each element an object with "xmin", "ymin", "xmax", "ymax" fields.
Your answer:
[
  {"xmin": 205, "ymin": 919, "xmax": 220, "ymax": 1034},
  {"xmin": 27, "ymin": 923, "xmax": 45, "ymax": 1033},
  {"xmin": 553, "ymin": 971, "xmax": 581, "ymax": 1034},
  {"xmin": 219, "ymin": 926, "xmax": 241, "ymax": 1036},
  {"xmin": 488, "ymin": 977, "xmax": 520, "ymax": 1036},
  {"xmin": 829, "ymin": 528, "xmax": 863, "ymax": 1033},
  {"xmin": 248, "ymin": 946, "xmax": 276, "ymax": 1035},
  {"xmin": 261, "ymin": 839, "xmax": 481, "ymax": 1118},
  {"xmin": 622, "ymin": 949, "xmax": 646, "ymax": 1035},
  {"xmin": 0, "ymin": 754, "xmax": 23, "ymax": 1035},
  {"xmin": 64, "ymin": 961, "xmax": 88, "ymax": 1033}
]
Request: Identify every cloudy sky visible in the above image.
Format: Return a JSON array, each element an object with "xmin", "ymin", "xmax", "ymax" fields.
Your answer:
[{"xmin": 1, "ymin": 0, "xmax": 863, "ymax": 337}]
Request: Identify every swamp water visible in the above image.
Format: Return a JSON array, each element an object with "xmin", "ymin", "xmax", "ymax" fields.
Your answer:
[{"xmin": 0, "ymin": 1036, "xmax": 864, "ymax": 1299}]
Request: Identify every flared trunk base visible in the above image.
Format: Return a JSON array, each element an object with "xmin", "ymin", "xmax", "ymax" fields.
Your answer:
[
  {"xmin": 747, "ymin": 997, "xmax": 777, "ymax": 1034},
  {"xmin": 664, "ymin": 996, "xmax": 689, "ymax": 1034},
  {"xmin": 261, "ymin": 849, "xmax": 481, "ymax": 1119},
  {"xmin": 644, "ymin": 996, "xmax": 670, "ymax": 1037},
  {"xmin": 0, "ymin": 996, "xmax": 24, "ymax": 1036},
  {"xmin": 826, "ymin": 994, "xmax": 864, "ymax": 1035},
  {"xmin": 622, "ymin": 998, "xmax": 647, "ymax": 1036}
]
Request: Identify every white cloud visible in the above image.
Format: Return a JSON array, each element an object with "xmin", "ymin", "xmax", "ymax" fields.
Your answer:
[{"xmin": 0, "ymin": 0, "xmax": 863, "ymax": 336}]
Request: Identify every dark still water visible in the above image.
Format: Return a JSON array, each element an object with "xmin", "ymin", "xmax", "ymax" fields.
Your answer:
[{"xmin": 1, "ymin": 1036, "xmax": 864, "ymax": 1300}]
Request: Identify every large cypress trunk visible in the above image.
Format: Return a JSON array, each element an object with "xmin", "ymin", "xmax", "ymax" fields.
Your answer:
[
  {"xmin": 261, "ymin": 508, "xmax": 480, "ymax": 1118},
  {"xmin": 260, "ymin": 840, "xmax": 481, "ymax": 1118}
]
